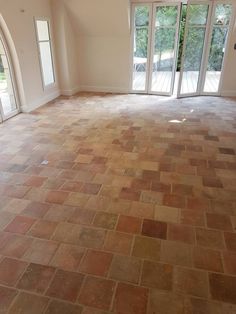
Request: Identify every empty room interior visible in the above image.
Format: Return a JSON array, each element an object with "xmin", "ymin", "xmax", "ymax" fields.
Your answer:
[{"xmin": 0, "ymin": 0, "xmax": 236, "ymax": 313}]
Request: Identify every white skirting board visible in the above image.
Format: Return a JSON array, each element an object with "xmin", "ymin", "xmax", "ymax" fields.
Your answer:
[
  {"xmin": 221, "ymin": 91, "xmax": 236, "ymax": 97},
  {"xmin": 20, "ymin": 87, "xmax": 236, "ymax": 114},
  {"xmin": 60, "ymin": 86, "xmax": 81, "ymax": 96},
  {"xmin": 79, "ymin": 85, "xmax": 129, "ymax": 94},
  {"xmin": 20, "ymin": 90, "xmax": 61, "ymax": 113}
]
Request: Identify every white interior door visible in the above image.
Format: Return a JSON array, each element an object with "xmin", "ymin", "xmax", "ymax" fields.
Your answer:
[
  {"xmin": 149, "ymin": 3, "xmax": 181, "ymax": 95},
  {"xmin": 177, "ymin": 1, "xmax": 212, "ymax": 98}
]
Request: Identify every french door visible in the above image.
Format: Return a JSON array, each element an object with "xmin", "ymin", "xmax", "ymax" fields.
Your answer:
[
  {"xmin": 131, "ymin": 1, "xmax": 234, "ymax": 97},
  {"xmin": 178, "ymin": 0, "xmax": 234, "ymax": 97},
  {"xmin": 0, "ymin": 29, "xmax": 19, "ymax": 122},
  {"xmin": 131, "ymin": 2, "xmax": 181, "ymax": 95}
]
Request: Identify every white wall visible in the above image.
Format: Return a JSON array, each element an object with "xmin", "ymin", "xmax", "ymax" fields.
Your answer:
[
  {"xmin": 60, "ymin": 0, "xmax": 131, "ymax": 93},
  {"xmin": 50, "ymin": 0, "xmax": 80, "ymax": 96},
  {"xmin": 77, "ymin": 36, "xmax": 131, "ymax": 93},
  {"xmin": 0, "ymin": 0, "xmax": 60, "ymax": 112},
  {"xmin": 221, "ymin": 12, "xmax": 236, "ymax": 96}
]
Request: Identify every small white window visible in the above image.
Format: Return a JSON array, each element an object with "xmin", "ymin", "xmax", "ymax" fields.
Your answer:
[{"xmin": 35, "ymin": 19, "xmax": 55, "ymax": 87}]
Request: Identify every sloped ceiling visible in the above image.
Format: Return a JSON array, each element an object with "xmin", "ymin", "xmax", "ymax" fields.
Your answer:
[{"xmin": 62, "ymin": 0, "xmax": 130, "ymax": 36}]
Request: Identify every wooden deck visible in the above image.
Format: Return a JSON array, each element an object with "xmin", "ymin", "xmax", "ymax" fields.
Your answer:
[{"xmin": 133, "ymin": 71, "xmax": 221, "ymax": 94}]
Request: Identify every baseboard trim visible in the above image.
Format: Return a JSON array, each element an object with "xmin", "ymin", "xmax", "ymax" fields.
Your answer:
[
  {"xmin": 21, "ymin": 90, "xmax": 61, "ymax": 113},
  {"xmin": 61, "ymin": 86, "xmax": 81, "ymax": 96},
  {"xmin": 221, "ymin": 91, "xmax": 236, "ymax": 97},
  {"xmin": 79, "ymin": 85, "xmax": 129, "ymax": 94}
]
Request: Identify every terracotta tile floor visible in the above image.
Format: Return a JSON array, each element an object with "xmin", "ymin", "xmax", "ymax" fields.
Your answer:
[{"xmin": 0, "ymin": 93, "xmax": 236, "ymax": 313}]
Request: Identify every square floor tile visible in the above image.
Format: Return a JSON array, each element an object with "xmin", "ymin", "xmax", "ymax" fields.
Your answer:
[
  {"xmin": 4, "ymin": 216, "xmax": 36, "ymax": 234},
  {"xmin": 174, "ymin": 267, "xmax": 209, "ymax": 298},
  {"xmin": 109, "ymin": 255, "xmax": 141, "ymax": 284},
  {"xmin": 132, "ymin": 236, "xmax": 161, "ymax": 261},
  {"xmin": 116, "ymin": 215, "xmax": 142, "ymax": 234},
  {"xmin": 93, "ymin": 212, "xmax": 118, "ymax": 230},
  {"xmin": 148, "ymin": 290, "xmax": 184, "ymax": 314},
  {"xmin": 0, "ymin": 286, "xmax": 17, "ymax": 313},
  {"xmin": 23, "ymin": 239, "xmax": 58, "ymax": 265},
  {"xmin": 17, "ymin": 263, "xmax": 55, "ymax": 293},
  {"xmin": 209, "ymin": 272, "xmax": 236, "ymax": 304},
  {"xmin": 50, "ymin": 244, "xmax": 85, "ymax": 271},
  {"xmin": 168, "ymin": 224, "xmax": 195, "ymax": 244},
  {"xmin": 193, "ymin": 246, "xmax": 223, "ymax": 272},
  {"xmin": 8, "ymin": 292, "xmax": 49, "ymax": 314},
  {"xmin": 113, "ymin": 282, "xmax": 148, "ymax": 314},
  {"xmin": 78, "ymin": 276, "xmax": 115, "ymax": 310},
  {"xmin": 104, "ymin": 231, "xmax": 133, "ymax": 255},
  {"xmin": 196, "ymin": 228, "xmax": 224, "ymax": 250},
  {"xmin": 161, "ymin": 240, "xmax": 192, "ymax": 267},
  {"xmin": 45, "ymin": 300, "xmax": 83, "ymax": 314},
  {"xmin": 28, "ymin": 220, "xmax": 58, "ymax": 239},
  {"xmin": 142, "ymin": 219, "xmax": 167, "ymax": 239},
  {"xmin": 79, "ymin": 249, "xmax": 113, "ymax": 276},
  {"xmin": 46, "ymin": 269, "xmax": 84, "ymax": 302},
  {"xmin": 22, "ymin": 202, "xmax": 51, "ymax": 218},
  {"xmin": 0, "ymin": 257, "xmax": 27, "ymax": 286},
  {"xmin": 141, "ymin": 260, "xmax": 173, "ymax": 290}
]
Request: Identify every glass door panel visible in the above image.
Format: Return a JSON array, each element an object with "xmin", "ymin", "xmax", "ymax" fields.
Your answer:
[
  {"xmin": 132, "ymin": 5, "xmax": 151, "ymax": 92},
  {"xmin": 203, "ymin": 3, "xmax": 232, "ymax": 94},
  {"xmin": 0, "ymin": 36, "xmax": 18, "ymax": 120},
  {"xmin": 178, "ymin": 3, "xmax": 210, "ymax": 97},
  {"xmin": 150, "ymin": 4, "xmax": 181, "ymax": 95}
]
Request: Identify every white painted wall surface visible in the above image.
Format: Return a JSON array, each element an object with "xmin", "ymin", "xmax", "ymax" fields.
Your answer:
[{"xmin": 0, "ymin": 0, "xmax": 60, "ymax": 112}]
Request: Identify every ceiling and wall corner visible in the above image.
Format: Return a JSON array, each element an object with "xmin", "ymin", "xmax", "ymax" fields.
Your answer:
[{"xmin": 59, "ymin": 0, "xmax": 132, "ymax": 93}]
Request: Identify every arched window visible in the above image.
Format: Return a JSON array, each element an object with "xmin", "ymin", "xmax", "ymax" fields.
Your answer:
[{"xmin": 0, "ymin": 27, "xmax": 19, "ymax": 121}]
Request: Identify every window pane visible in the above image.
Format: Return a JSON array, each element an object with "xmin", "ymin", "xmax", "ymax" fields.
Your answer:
[
  {"xmin": 133, "ymin": 6, "xmax": 150, "ymax": 91},
  {"xmin": 156, "ymin": 6, "xmax": 178, "ymax": 27},
  {"xmin": 214, "ymin": 4, "xmax": 232, "ymax": 26},
  {"xmin": 39, "ymin": 42, "xmax": 54, "ymax": 86},
  {"xmin": 36, "ymin": 20, "xmax": 50, "ymax": 41},
  {"xmin": 133, "ymin": 28, "xmax": 149, "ymax": 91},
  {"xmin": 181, "ymin": 27, "xmax": 206, "ymax": 94},
  {"xmin": 188, "ymin": 4, "xmax": 208, "ymax": 25},
  {"xmin": 135, "ymin": 6, "xmax": 149, "ymax": 27},
  {"xmin": 151, "ymin": 27, "xmax": 176, "ymax": 93},
  {"xmin": 180, "ymin": 4, "xmax": 208, "ymax": 95}
]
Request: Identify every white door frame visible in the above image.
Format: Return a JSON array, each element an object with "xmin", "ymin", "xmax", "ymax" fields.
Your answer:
[
  {"xmin": 200, "ymin": 0, "xmax": 236, "ymax": 96},
  {"xmin": 0, "ymin": 27, "xmax": 20, "ymax": 122},
  {"xmin": 177, "ymin": 0, "xmax": 213, "ymax": 98},
  {"xmin": 148, "ymin": 2, "xmax": 181, "ymax": 96}
]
